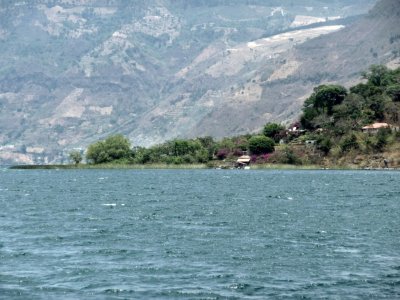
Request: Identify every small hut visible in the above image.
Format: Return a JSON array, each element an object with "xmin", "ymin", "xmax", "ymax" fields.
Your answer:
[
  {"xmin": 362, "ymin": 122, "xmax": 390, "ymax": 134},
  {"xmin": 236, "ymin": 155, "xmax": 251, "ymax": 169}
]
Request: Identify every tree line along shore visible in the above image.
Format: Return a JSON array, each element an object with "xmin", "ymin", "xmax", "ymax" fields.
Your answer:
[{"xmin": 12, "ymin": 65, "xmax": 400, "ymax": 170}]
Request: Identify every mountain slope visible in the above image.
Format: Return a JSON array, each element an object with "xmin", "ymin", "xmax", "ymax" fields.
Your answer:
[
  {"xmin": 0, "ymin": 0, "xmax": 391, "ymax": 164},
  {"xmin": 129, "ymin": 0, "xmax": 399, "ymax": 146}
]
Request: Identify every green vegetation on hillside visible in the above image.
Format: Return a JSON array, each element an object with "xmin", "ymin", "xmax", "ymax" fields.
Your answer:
[
  {"xmin": 86, "ymin": 134, "xmax": 133, "ymax": 164},
  {"xmin": 82, "ymin": 65, "xmax": 400, "ymax": 168},
  {"xmin": 298, "ymin": 65, "xmax": 400, "ymax": 159}
]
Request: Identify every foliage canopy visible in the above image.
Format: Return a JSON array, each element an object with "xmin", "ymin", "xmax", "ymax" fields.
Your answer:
[
  {"xmin": 86, "ymin": 134, "xmax": 132, "ymax": 164},
  {"xmin": 248, "ymin": 136, "xmax": 275, "ymax": 155},
  {"xmin": 69, "ymin": 150, "xmax": 83, "ymax": 165},
  {"xmin": 263, "ymin": 123, "xmax": 285, "ymax": 142}
]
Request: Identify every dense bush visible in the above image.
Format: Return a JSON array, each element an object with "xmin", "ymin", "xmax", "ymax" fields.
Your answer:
[
  {"xmin": 340, "ymin": 134, "xmax": 359, "ymax": 152},
  {"xmin": 386, "ymin": 84, "xmax": 400, "ymax": 102},
  {"xmin": 317, "ymin": 137, "xmax": 332, "ymax": 155},
  {"xmin": 299, "ymin": 65, "xmax": 400, "ymax": 159},
  {"xmin": 69, "ymin": 150, "xmax": 83, "ymax": 165},
  {"xmin": 86, "ymin": 134, "xmax": 132, "ymax": 164},
  {"xmin": 248, "ymin": 136, "xmax": 275, "ymax": 155},
  {"xmin": 263, "ymin": 122, "xmax": 285, "ymax": 142}
]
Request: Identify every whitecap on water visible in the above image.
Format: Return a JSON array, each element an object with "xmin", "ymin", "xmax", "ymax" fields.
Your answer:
[{"xmin": 334, "ymin": 247, "xmax": 360, "ymax": 254}]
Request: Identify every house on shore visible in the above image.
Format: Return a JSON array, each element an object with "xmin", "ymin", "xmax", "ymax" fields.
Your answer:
[
  {"xmin": 236, "ymin": 155, "xmax": 251, "ymax": 168},
  {"xmin": 362, "ymin": 122, "xmax": 399, "ymax": 134}
]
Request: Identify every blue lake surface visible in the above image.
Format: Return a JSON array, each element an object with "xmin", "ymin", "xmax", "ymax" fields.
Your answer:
[{"xmin": 1, "ymin": 168, "xmax": 399, "ymax": 299}]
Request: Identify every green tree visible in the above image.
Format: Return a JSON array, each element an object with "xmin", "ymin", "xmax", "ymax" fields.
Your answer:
[
  {"xmin": 375, "ymin": 128, "xmax": 391, "ymax": 151},
  {"xmin": 366, "ymin": 94, "xmax": 388, "ymax": 121},
  {"xmin": 86, "ymin": 134, "xmax": 132, "ymax": 164},
  {"xmin": 248, "ymin": 136, "xmax": 275, "ymax": 155},
  {"xmin": 300, "ymin": 105, "xmax": 319, "ymax": 129},
  {"xmin": 198, "ymin": 136, "xmax": 216, "ymax": 159},
  {"xmin": 317, "ymin": 137, "xmax": 332, "ymax": 155},
  {"xmin": 340, "ymin": 133, "xmax": 359, "ymax": 152},
  {"xmin": 300, "ymin": 85, "xmax": 347, "ymax": 129},
  {"xmin": 133, "ymin": 147, "xmax": 151, "ymax": 164},
  {"xmin": 362, "ymin": 65, "xmax": 390, "ymax": 87},
  {"xmin": 69, "ymin": 150, "xmax": 83, "ymax": 165},
  {"xmin": 313, "ymin": 85, "xmax": 348, "ymax": 115},
  {"xmin": 263, "ymin": 123, "xmax": 285, "ymax": 142},
  {"xmin": 386, "ymin": 84, "xmax": 400, "ymax": 102},
  {"xmin": 333, "ymin": 93, "xmax": 364, "ymax": 132},
  {"xmin": 282, "ymin": 146, "xmax": 302, "ymax": 165}
]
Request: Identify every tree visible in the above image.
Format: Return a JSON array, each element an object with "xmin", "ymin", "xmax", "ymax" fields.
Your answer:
[
  {"xmin": 248, "ymin": 136, "xmax": 275, "ymax": 155},
  {"xmin": 317, "ymin": 137, "xmax": 332, "ymax": 155},
  {"xmin": 366, "ymin": 94, "xmax": 388, "ymax": 121},
  {"xmin": 362, "ymin": 65, "xmax": 390, "ymax": 87},
  {"xmin": 198, "ymin": 136, "xmax": 216, "ymax": 159},
  {"xmin": 312, "ymin": 85, "xmax": 348, "ymax": 115},
  {"xmin": 386, "ymin": 84, "xmax": 400, "ymax": 102},
  {"xmin": 300, "ymin": 85, "xmax": 347, "ymax": 129},
  {"xmin": 69, "ymin": 150, "xmax": 83, "ymax": 165},
  {"xmin": 375, "ymin": 128, "xmax": 391, "ymax": 152},
  {"xmin": 340, "ymin": 134, "xmax": 359, "ymax": 152},
  {"xmin": 86, "ymin": 134, "xmax": 132, "ymax": 164},
  {"xmin": 263, "ymin": 122, "xmax": 285, "ymax": 142},
  {"xmin": 300, "ymin": 105, "xmax": 319, "ymax": 129}
]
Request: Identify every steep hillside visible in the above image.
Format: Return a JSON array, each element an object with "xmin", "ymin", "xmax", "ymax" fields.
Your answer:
[
  {"xmin": 151, "ymin": 0, "xmax": 400, "ymax": 144},
  {"xmin": 0, "ymin": 0, "xmax": 384, "ymax": 164}
]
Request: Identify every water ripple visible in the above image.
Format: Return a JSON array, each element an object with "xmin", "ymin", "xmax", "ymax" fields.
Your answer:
[{"xmin": 1, "ymin": 169, "xmax": 399, "ymax": 299}]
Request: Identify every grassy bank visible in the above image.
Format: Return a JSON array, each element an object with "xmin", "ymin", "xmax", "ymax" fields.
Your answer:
[
  {"xmin": 9, "ymin": 163, "xmax": 209, "ymax": 170},
  {"xmin": 11, "ymin": 163, "xmax": 398, "ymax": 171}
]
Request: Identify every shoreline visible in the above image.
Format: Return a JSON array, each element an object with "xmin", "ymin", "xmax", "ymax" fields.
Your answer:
[
  {"xmin": 9, "ymin": 164, "xmax": 208, "ymax": 170},
  {"xmin": 8, "ymin": 164, "xmax": 399, "ymax": 171}
]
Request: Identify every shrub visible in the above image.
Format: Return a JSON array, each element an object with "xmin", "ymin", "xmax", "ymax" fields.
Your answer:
[
  {"xmin": 216, "ymin": 148, "xmax": 229, "ymax": 160},
  {"xmin": 386, "ymin": 84, "xmax": 400, "ymax": 102},
  {"xmin": 340, "ymin": 134, "xmax": 359, "ymax": 152},
  {"xmin": 317, "ymin": 137, "xmax": 332, "ymax": 155},
  {"xmin": 69, "ymin": 150, "xmax": 82, "ymax": 165},
  {"xmin": 86, "ymin": 134, "xmax": 132, "ymax": 164},
  {"xmin": 263, "ymin": 123, "xmax": 285, "ymax": 142},
  {"xmin": 281, "ymin": 146, "xmax": 302, "ymax": 165},
  {"xmin": 375, "ymin": 128, "xmax": 391, "ymax": 151},
  {"xmin": 248, "ymin": 136, "xmax": 275, "ymax": 155}
]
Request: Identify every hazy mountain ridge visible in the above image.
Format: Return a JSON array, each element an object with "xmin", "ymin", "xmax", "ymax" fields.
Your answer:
[{"xmin": 1, "ymin": 0, "xmax": 395, "ymax": 164}]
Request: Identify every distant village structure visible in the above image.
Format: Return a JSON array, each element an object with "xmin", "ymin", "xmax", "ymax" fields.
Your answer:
[{"xmin": 362, "ymin": 122, "xmax": 399, "ymax": 134}]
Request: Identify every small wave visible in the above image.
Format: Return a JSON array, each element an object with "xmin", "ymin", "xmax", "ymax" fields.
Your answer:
[
  {"xmin": 104, "ymin": 288, "xmax": 135, "ymax": 294},
  {"xmin": 229, "ymin": 283, "xmax": 265, "ymax": 295},
  {"xmin": 334, "ymin": 247, "xmax": 360, "ymax": 254},
  {"xmin": 161, "ymin": 289, "xmax": 223, "ymax": 299}
]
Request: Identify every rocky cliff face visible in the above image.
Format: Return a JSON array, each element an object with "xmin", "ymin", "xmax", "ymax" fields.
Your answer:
[{"xmin": 2, "ymin": 0, "xmax": 396, "ymax": 164}]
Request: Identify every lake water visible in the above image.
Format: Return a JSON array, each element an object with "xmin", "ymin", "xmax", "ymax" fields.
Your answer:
[{"xmin": 1, "ymin": 168, "xmax": 399, "ymax": 299}]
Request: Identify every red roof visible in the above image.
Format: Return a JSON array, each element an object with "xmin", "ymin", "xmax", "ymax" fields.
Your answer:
[{"xmin": 362, "ymin": 123, "xmax": 389, "ymax": 130}]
